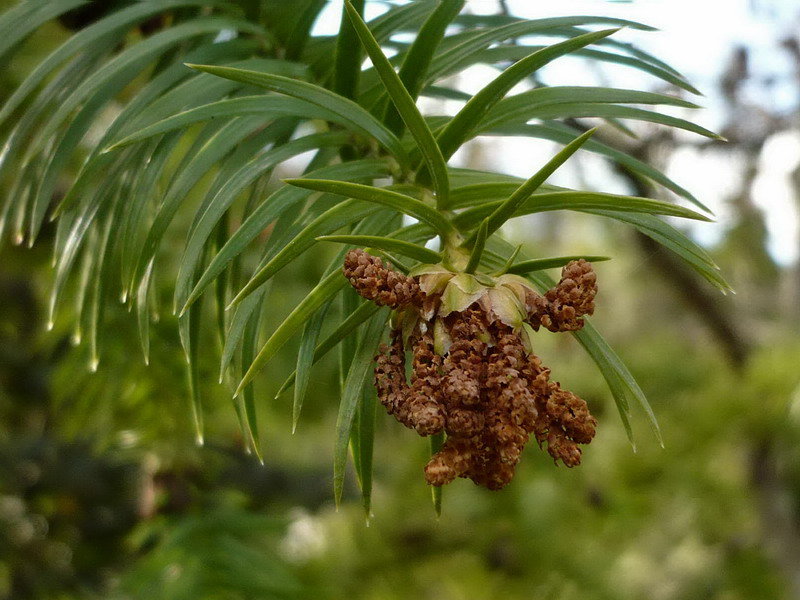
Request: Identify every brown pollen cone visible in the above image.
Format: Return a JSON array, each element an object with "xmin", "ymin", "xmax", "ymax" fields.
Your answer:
[
  {"xmin": 441, "ymin": 308, "xmax": 488, "ymax": 436},
  {"xmin": 343, "ymin": 248, "xmax": 424, "ymax": 309},
  {"xmin": 346, "ymin": 251, "xmax": 599, "ymax": 490},
  {"xmin": 406, "ymin": 331, "xmax": 446, "ymax": 436},
  {"xmin": 373, "ymin": 330, "xmax": 445, "ymax": 436},
  {"xmin": 527, "ymin": 259, "xmax": 597, "ymax": 332}
]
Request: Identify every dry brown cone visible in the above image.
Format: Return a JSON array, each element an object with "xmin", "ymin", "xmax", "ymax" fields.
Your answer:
[
  {"xmin": 527, "ymin": 259, "xmax": 597, "ymax": 332},
  {"xmin": 374, "ymin": 330, "xmax": 408, "ymax": 419},
  {"xmin": 531, "ymin": 381, "xmax": 597, "ymax": 467},
  {"xmin": 343, "ymin": 248, "xmax": 424, "ymax": 309},
  {"xmin": 350, "ymin": 250, "xmax": 599, "ymax": 490},
  {"xmin": 405, "ymin": 331, "xmax": 446, "ymax": 436},
  {"xmin": 441, "ymin": 308, "xmax": 488, "ymax": 436},
  {"xmin": 463, "ymin": 325, "xmax": 537, "ymax": 489},
  {"xmin": 424, "ymin": 436, "xmax": 476, "ymax": 487},
  {"xmin": 374, "ymin": 330, "xmax": 445, "ymax": 436}
]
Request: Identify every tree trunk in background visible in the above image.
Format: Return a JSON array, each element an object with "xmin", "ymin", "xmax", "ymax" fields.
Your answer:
[{"xmin": 609, "ymin": 146, "xmax": 751, "ymax": 369}]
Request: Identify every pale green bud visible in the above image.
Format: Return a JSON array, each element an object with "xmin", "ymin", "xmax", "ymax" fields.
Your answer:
[
  {"xmin": 433, "ymin": 317, "xmax": 452, "ymax": 355},
  {"xmin": 485, "ymin": 286, "xmax": 526, "ymax": 329},
  {"xmin": 409, "ymin": 264, "xmax": 455, "ymax": 297},
  {"xmin": 441, "ymin": 273, "xmax": 487, "ymax": 316},
  {"xmin": 496, "ymin": 274, "xmax": 538, "ymax": 306}
]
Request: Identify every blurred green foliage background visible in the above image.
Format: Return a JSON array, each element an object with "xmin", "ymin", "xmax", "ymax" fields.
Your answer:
[{"xmin": 2, "ymin": 1, "xmax": 800, "ymax": 599}]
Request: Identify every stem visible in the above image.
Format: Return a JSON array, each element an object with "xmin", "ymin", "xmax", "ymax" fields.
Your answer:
[
  {"xmin": 441, "ymin": 235, "xmax": 468, "ymax": 271},
  {"xmin": 418, "ymin": 188, "xmax": 462, "ymax": 259}
]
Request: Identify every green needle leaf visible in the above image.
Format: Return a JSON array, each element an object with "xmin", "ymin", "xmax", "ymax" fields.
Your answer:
[
  {"xmin": 480, "ymin": 86, "xmax": 700, "ymax": 133},
  {"xmin": 453, "ymin": 190, "xmax": 713, "ymax": 229},
  {"xmin": 592, "ymin": 210, "xmax": 732, "ymax": 293},
  {"xmin": 275, "ymin": 301, "xmax": 381, "ymax": 399},
  {"xmin": 175, "ymin": 131, "xmax": 352, "ymax": 315},
  {"xmin": 506, "ymin": 255, "xmax": 611, "ymax": 275},
  {"xmin": 0, "ymin": 0, "xmax": 85, "ymax": 64},
  {"xmin": 192, "ymin": 160, "xmax": 391, "ymax": 311},
  {"xmin": 135, "ymin": 261, "xmax": 153, "ymax": 365},
  {"xmin": 187, "ymin": 63, "xmax": 409, "ymax": 167},
  {"xmin": 227, "ymin": 201, "xmax": 382, "ymax": 309},
  {"xmin": 484, "ymin": 128, "xmax": 597, "ymax": 239},
  {"xmin": 351, "ymin": 387, "xmax": 377, "ymax": 519},
  {"xmin": 484, "ymin": 122, "xmax": 708, "ymax": 211},
  {"xmin": 464, "ymin": 220, "xmax": 488, "ymax": 274},
  {"xmin": 0, "ymin": 0, "xmax": 217, "ymax": 126},
  {"xmin": 104, "ymin": 96, "xmax": 344, "ymax": 151},
  {"xmin": 334, "ymin": 309, "xmax": 389, "ymax": 507},
  {"xmin": 285, "ymin": 179, "xmax": 456, "ymax": 239},
  {"xmin": 235, "ymin": 271, "xmax": 347, "ymax": 398},
  {"xmin": 436, "ymin": 28, "xmax": 619, "ymax": 160},
  {"xmin": 494, "ymin": 244, "xmax": 523, "ymax": 276},
  {"xmin": 333, "ymin": 0, "xmax": 364, "ymax": 100},
  {"xmin": 185, "ymin": 300, "xmax": 205, "ymax": 447},
  {"xmin": 344, "ymin": 1, "xmax": 450, "ymax": 207},
  {"xmin": 240, "ymin": 307, "xmax": 263, "ymax": 462},
  {"xmin": 425, "ymin": 17, "xmax": 656, "ymax": 87},
  {"xmin": 292, "ymin": 303, "xmax": 331, "ymax": 433},
  {"xmin": 383, "ymin": 0, "xmax": 465, "ymax": 135},
  {"xmin": 316, "ymin": 235, "xmax": 441, "ymax": 264},
  {"xmin": 482, "ymin": 103, "xmax": 722, "ymax": 141}
]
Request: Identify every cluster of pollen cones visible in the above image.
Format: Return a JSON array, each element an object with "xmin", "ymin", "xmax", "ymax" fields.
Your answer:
[{"xmin": 343, "ymin": 249, "xmax": 599, "ymax": 490}]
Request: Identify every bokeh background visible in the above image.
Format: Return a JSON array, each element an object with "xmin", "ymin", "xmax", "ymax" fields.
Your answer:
[{"xmin": 2, "ymin": 1, "xmax": 800, "ymax": 598}]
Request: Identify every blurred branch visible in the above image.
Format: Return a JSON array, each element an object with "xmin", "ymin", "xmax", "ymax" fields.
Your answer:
[
  {"xmin": 565, "ymin": 116, "xmax": 752, "ymax": 368},
  {"xmin": 622, "ymin": 168, "xmax": 750, "ymax": 367},
  {"xmin": 751, "ymin": 439, "xmax": 800, "ymax": 598},
  {"xmin": 783, "ymin": 34, "xmax": 800, "ymax": 321},
  {"xmin": 630, "ymin": 229, "xmax": 750, "ymax": 368}
]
